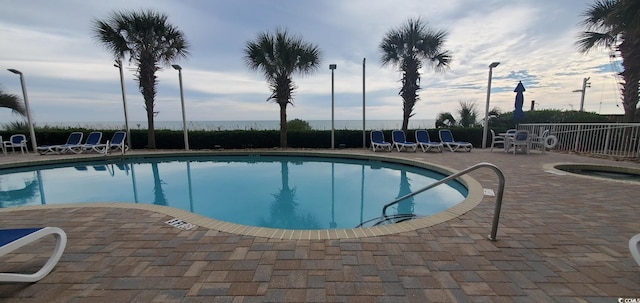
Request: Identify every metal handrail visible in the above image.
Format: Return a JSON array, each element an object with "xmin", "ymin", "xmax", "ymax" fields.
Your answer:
[
  {"xmin": 381, "ymin": 162, "xmax": 506, "ymax": 241},
  {"xmin": 356, "ymin": 214, "xmax": 416, "ymax": 228}
]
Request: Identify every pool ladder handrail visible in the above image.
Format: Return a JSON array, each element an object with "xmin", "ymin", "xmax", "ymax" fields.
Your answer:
[{"xmin": 380, "ymin": 162, "xmax": 506, "ymax": 241}]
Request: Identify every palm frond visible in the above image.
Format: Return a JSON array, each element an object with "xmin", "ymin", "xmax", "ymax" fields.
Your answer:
[
  {"xmin": 576, "ymin": 31, "xmax": 616, "ymax": 53},
  {"xmin": 0, "ymin": 89, "xmax": 27, "ymax": 117},
  {"xmin": 243, "ymin": 28, "xmax": 321, "ymax": 104},
  {"xmin": 580, "ymin": 0, "xmax": 617, "ymax": 30}
]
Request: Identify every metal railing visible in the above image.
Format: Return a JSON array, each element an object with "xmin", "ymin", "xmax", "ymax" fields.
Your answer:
[
  {"xmin": 519, "ymin": 123, "xmax": 640, "ymax": 159},
  {"xmin": 362, "ymin": 162, "xmax": 506, "ymax": 241}
]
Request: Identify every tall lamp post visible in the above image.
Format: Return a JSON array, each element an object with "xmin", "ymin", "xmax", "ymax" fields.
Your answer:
[
  {"xmin": 572, "ymin": 77, "xmax": 590, "ymax": 112},
  {"xmin": 172, "ymin": 64, "xmax": 189, "ymax": 150},
  {"xmin": 482, "ymin": 62, "xmax": 500, "ymax": 149},
  {"xmin": 7, "ymin": 69, "xmax": 37, "ymax": 152},
  {"xmin": 329, "ymin": 64, "xmax": 337, "ymax": 149},
  {"xmin": 362, "ymin": 58, "xmax": 366, "ymax": 149},
  {"xmin": 114, "ymin": 60, "xmax": 132, "ymax": 149}
]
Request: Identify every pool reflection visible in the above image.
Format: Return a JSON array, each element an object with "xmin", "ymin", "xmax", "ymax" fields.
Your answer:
[
  {"xmin": 0, "ymin": 173, "xmax": 40, "ymax": 207},
  {"xmin": 395, "ymin": 171, "xmax": 415, "ymax": 219},
  {"xmin": 260, "ymin": 161, "xmax": 321, "ymax": 230},
  {"xmin": 151, "ymin": 161, "xmax": 168, "ymax": 206}
]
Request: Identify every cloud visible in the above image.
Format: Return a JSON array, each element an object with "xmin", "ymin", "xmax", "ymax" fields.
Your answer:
[{"xmin": 0, "ymin": 0, "xmax": 626, "ymax": 127}]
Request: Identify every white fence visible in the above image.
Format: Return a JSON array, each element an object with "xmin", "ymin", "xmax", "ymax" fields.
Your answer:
[{"xmin": 518, "ymin": 123, "xmax": 640, "ymax": 159}]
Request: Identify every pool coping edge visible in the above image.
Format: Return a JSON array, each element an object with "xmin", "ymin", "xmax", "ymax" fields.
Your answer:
[{"xmin": 0, "ymin": 150, "xmax": 485, "ymax": 240}]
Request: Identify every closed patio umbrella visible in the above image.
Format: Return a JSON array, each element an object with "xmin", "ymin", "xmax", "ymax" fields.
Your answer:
[{"xmin": 514, "ymin": 81, "xmax": 526, "ymax": 121}]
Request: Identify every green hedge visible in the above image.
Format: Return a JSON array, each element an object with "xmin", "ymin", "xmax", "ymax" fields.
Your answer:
[{"xmin": 0, "ymin": 128, "xmax": 486, "ymax": 151}]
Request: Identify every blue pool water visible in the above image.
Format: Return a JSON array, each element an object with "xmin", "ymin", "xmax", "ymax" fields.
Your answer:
[{"xmin": 0, "ymin": 155, "xmax": 467, "ymax": 230}]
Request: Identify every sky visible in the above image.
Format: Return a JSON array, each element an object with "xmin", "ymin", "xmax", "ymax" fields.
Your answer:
[{"xmin": 0, "ymin": 0, "xmax": 626, "ymax": 127}]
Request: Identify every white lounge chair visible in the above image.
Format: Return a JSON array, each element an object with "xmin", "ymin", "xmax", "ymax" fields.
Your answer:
[
  {"xmin": 69, "ymin": 131, "xmax": 103, "ymax": 154},
  {"xmin": 630, "ymin": 233, "xmax": 640, "ymax": 267},
  {"xmin": 415, "ymin": 130, "xmax": 442, "ymax": 152},
  {"xmin": 370, "ymin": 130, "xmax": 391, "ymax": 152},
  {"xmin": 37, "ymin": 132, "xmax": 83, "ymax": 155},
  {"xmin": 391, "ymin": 130, "xmax": 417, "ymax": 152},
  {"xmin": 438, "ymin": 129, "xmax": 472, "ymax": 152},
  {"xmin": 4, "ymin": 134, "xmax": 28, "ymax": 154},
  {"xmin": 93, "ymin": 131, "xmax": 128, "ymax": 155},
  {"xmin": 0, "ymin": 227, "xmax": 67, "ymax": 282}
]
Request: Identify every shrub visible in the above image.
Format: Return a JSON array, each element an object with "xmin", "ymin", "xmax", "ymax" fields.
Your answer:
[{"xmin": 287, "ymin": 119, "xmax": 312, "ymax": 131}]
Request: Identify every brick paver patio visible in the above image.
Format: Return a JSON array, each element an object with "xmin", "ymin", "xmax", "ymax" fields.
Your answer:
[{"xmin": 0, "ymin": 148, "xmax": 639, "ymax": 302}]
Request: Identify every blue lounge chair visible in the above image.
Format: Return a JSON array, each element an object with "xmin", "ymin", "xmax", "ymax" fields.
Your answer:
[
  {"xmin": 370, "ymin": 130, "xmax": 391, "ymax": 152},
  {"xmin": 68, "ymin": 132, "xmax": 103, "ymax": 154},
  {"xmin": 93, "ymin": 131, "xmax": 128, "ymax": 155},
  {"xmin": 415, "ymin": 130, "xmax": 443, "ymax": 153},
  {"xmin": 0, "ymin": 227, "xmax": 67, "ymax": 282},
  {"xmin": 391, "ymin": 130, "xmax": 417, "ymax": 152},
  {"xmin": 438, "ymin": 129, "xmax": 472, "ymax": 152},
  {"xmin": 37, "ymin": 132, "xmax": 83, "ymax": 155}
]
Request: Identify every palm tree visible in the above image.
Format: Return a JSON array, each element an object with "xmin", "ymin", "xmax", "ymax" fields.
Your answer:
[
  {"xmin": 435, "ymin": 112, "xmax": 456, "ymax": 128},
  {"xmin": 244, "ymin": 29, "xmax": 322, "ymax": 147},
  {"xmin": 93, "ymin": 10, "xmax": 190, "ymax": 148},
  {"xmin": 0, "ymin": 87, "xmax": 27, "ymax": 117},
  {"xmin": 379, "ymin": 17, "xmax": 452, "ymax": 133},
  {"xmin": 457, "ymin": 100, "xmax": 480, "ymax": 127},
  {"xmin": 577, "ymin": 0, "xmax": 640, "ymax": 122}
]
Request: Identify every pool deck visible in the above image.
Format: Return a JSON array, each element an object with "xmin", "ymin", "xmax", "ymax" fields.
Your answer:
[{"xmin": 0, "ymin": 148, "xmax": 639, "ymax": 302}]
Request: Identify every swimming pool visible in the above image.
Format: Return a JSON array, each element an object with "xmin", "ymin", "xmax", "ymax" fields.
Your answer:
[{"xmin": 0, "ymin": 153, "xmax": 469, "ymax": 230}]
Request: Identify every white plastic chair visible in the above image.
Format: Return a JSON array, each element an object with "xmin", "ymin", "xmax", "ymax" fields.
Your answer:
[
  {"xmin": 490, "ymin": 130, "xmax": 505, "ymax": 151},
  {"xmin": 508, "ymin": 130, "xmax": 530, "ymax": 154},
  {"xmin": 530, "ymin": 129, "xmax": 549, "ymax": 154},
  {"xmin": 0, "ymin": 136, "xmax": 6, "ymax": 155},
  {"xmin": 4, "ymin": 134, "xmax": 28, "ymax": 154}
]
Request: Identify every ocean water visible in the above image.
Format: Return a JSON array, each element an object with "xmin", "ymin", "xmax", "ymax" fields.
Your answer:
[{"xmin": 41, "ymin": 119, "xmax": 436, "ymax": 131}]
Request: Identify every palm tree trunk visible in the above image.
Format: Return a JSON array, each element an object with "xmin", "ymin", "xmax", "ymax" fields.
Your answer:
[
  {"xmin": 401, "ymin": 114, "xmax": 410, "ymax": 134},
  {"xmin": 279, "ymin": 102, "xmax": 288, "ymax": 147},
  {"xmin": 400, "ymin": 59, "xmax": 420, "ymax": 134},
  {"xmin": 138, "ymin": 55, "xmax": 158, "ymax": 149},
  {"xmin": 146, "ymin": 107, "xmax": 156, "ymax": 148},
  {"xmin": 621, "ymin": 78, "xmax": 639, "ymax": 122},
  {"xmin": 619, "ymin": 36, "xmax": 640, "ymax": 122}
]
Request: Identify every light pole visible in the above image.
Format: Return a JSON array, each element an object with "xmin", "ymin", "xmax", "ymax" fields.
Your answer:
[
  {"xmin": 114, "ymin": 60, "xmax": 132, "ymax": 149},
  {"xmin": 362, "ymin": 58, "xmax": 366, "ymax": 149},
  {"xmin": 7, "ymin": 69, "xmax": 37, "ymax": 152},
  {"xmin": 172, "ymin": 64, "xmax": 189, "ymax": 150},
  {"xmin": 329, "ymin": 64, "xmax": 337, "ymax": 149},
  {"xmin": 572, "ymin": 77, "xmax": 590, "ymax": 112},
  {"xmin": 482, "ymin": 62, "xmax": 500, "ymax": 149}
]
